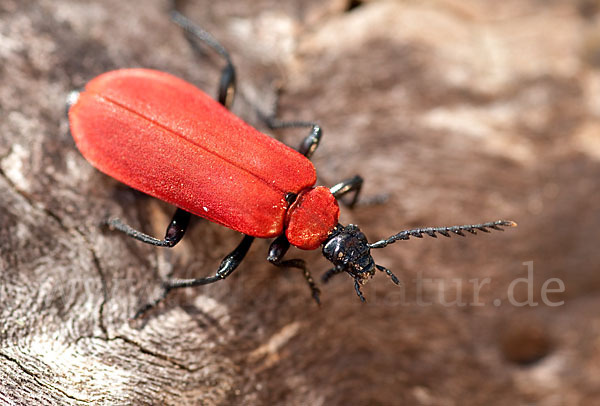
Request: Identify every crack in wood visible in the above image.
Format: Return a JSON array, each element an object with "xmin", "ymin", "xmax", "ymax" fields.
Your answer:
[{"xmin": 0, "ymin": 351, "xmax": 93, "ymax": 403}]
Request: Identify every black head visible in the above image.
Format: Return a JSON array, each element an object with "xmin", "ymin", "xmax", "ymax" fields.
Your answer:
[
  {"xmin": 321, "ymin": 224, "xmax": 396, "ymax": 301},
  {"xmin": 322, "ymin": 224, "xmax": 374, "ymax": 280},
  {"xmin": 320, "ymin": 220, "xmax": 516, "ymax": 302}
]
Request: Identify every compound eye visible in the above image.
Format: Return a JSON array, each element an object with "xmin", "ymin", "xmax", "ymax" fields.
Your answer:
[{"xmin": 322, "ymin": 236, "xmax": 343, "ymax": 263}]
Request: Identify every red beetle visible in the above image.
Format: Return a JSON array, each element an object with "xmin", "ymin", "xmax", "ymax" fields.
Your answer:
[{"xmin": 68, "ymin": 10, "xmax": 515, "ymax": 315}]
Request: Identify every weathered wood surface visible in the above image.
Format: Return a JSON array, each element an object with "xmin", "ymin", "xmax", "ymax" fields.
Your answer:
[{"xmin": 1, "ymin": 0, "xmax": 600, "ymax": 404}]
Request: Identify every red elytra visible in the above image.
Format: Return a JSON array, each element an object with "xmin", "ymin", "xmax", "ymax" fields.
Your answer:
[
  {"xmin": 68, "ymin": 61, "xmax": 515, "ymax": 313},
  {"xmin": 69, "ymin": 68, "xmax": 339, "ymax": 250}
]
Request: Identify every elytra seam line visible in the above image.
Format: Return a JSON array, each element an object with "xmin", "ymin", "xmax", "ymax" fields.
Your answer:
[{"xmin": 97, "ymin": 93, "xmax": 312, "ymax": 195}]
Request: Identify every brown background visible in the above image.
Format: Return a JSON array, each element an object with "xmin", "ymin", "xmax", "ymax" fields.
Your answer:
[{"xmin": 1, "ymin": 0, "xmax": 600, "ymax": 404}]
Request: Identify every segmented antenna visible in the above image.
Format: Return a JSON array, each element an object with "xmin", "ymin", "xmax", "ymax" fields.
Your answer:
[{"xmin": 368, "ymin": 220, "xmax": 517, "ymax": 249}]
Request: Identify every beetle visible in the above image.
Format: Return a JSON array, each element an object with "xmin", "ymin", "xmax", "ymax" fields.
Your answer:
[{"xmin": 67, "ymin": 9, "xmax": 516, "ymax": 316}]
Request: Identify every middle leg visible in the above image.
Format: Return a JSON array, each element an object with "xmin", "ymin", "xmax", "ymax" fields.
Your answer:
[{"xmin": 255, "ymin": 87, "xmax": 323, "ymax": 159}]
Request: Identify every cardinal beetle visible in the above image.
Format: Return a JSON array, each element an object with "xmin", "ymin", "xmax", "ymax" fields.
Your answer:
[{"xmin": 67, "ymin": 9, "xmax": 516, "ymax": 316}]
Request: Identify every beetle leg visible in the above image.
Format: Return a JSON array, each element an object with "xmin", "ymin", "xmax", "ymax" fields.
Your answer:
[
  {"xmin": 254, "ymin": 88, "xmax": 323, "ymax": 159},
  {"xmin": 268, "ymin": 235, "xmax": 321, "ymax": 305},
  {"xmin": 217, "ymin": 64, "xmax": 236, "ymax": 109},
  {"xmin": 134, "ymin": 234, "xmax": 255, "ymax": 319},
  {"xmin": 330, "ymin": 175, "xmax": 364, "ymax": 208},
  {"xmin": 297, "ymin": 125, "xmax": 323, "ymax": 158},
  {"xmin": 169, "ymin": 6, "xmax": 237, "ymax": 109},
  {"xmin": 106, "ymin": 208, "xmax": 192, "ymax": 248},
  {"xmin": 262, "ymin": 116, "xmax": 323, "ymax": 160}
]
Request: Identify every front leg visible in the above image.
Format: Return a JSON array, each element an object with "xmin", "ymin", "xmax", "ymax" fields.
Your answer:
[
  {"xmin": 330, "ymin": 175, "xmax": 363, "ymax": 208},
  {"xmin": 268, "ymin": 235, "xmax": 321, "ymax": 305}
]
